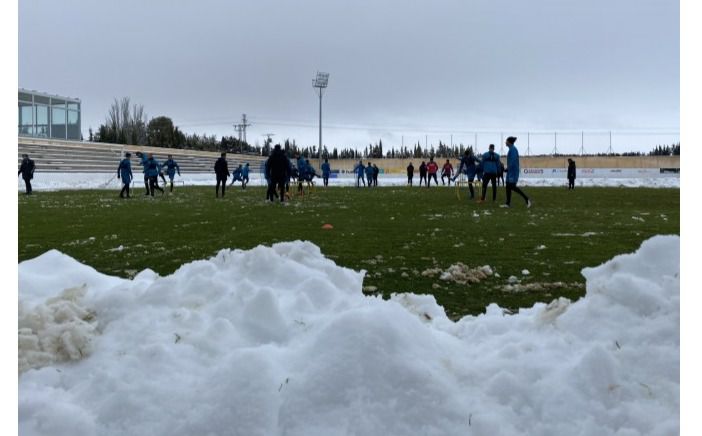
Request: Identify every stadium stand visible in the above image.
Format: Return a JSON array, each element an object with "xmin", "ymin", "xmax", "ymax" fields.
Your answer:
[{"xmin": 17, "ymin": 137, "xmax": 266, "ymax": 173}]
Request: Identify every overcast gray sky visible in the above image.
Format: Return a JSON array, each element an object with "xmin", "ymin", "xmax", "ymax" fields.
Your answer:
[{"xmin": 19, "ymin": 0, "xmax": 679, "ymax": 153}]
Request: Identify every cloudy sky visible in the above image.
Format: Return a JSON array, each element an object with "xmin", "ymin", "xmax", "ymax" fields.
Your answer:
[{"xmin": 19, "ymin": 0, "xmax": 679, "ymax": 153}]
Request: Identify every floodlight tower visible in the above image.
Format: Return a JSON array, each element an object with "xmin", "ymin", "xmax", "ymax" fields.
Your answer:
[{"xmin": 313, "ymin": 72, "xmax": 329, "ymax": 166}]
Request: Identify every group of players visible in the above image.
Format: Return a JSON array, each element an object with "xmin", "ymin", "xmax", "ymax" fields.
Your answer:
[
  {"xmin": 113, "ymin": 136, "xmax": 532, "ymax": 208},
  {"xmin": 215, "ymin": 146, "xmax": 333, "ymax": 201},
  {"xmin": 402, "ymin": 137, "xmax": 532, "ymax": 208},
  {"xmin": 116, "ymin": 151, "xmax": 181, "ymax": 198}
]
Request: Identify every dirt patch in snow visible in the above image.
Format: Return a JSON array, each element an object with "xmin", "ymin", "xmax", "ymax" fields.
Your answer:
[{"xmin": 422, "ymin": 263, "xmax": 493, "ymax": 285}]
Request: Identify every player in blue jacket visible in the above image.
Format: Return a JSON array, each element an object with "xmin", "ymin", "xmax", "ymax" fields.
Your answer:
[
  {"xmin": 354, "ymin": 160, "xmax": 366, "ymax": 188},
  {"xmin": 144, "ymin": 153, "xmax": 164, "ymax": 196},
  {"xmin": 452, "ymin": 148, "xmax": 481, "ymax": 199},
  {"xmin": 296, "ymin": 155, "xmax": 308, "ymax": 193},
  {"xmin": 321, "ymin": 159, "xmax": 331, "ymax": 187},
  {"xmin": 502, "ymin": 136, "xmax": 531, "ymax": 208},
  {"xmin": 117, "ymin": 152, "xmax": 134, "ymax": 198},
  {"xmin": 135, "ymin": 151, "xmax": 150, "ymax": 195},
  {"xmin": 163, "ymin": 155, "xmax": 181, "ymax": 192},
  {"xmin": 229, "ymin": 165, "xmax": 244, "ymax": 186},
  {"xmin": 479, "ymin": 144, "xmax": 500, "ymax": 203}
]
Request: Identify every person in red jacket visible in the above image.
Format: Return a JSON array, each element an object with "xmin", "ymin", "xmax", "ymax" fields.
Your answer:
[
  {"xmin": 441, "ymin": 159, "xmax": 454, "ymax": 185},
  {"xmin": 426, "ymin": 157, "xmax": 439, "ymax": 187}
]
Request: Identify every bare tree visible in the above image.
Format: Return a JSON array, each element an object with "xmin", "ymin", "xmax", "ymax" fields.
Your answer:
[{"xmin": 103, "ymin": 97, "xmax": 148, "ymax": 145}]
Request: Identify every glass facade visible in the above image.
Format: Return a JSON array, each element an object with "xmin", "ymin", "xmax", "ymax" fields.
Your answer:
[{"xmin": 18, "ymin": 89, "xmax": 81, "ymax": 140}]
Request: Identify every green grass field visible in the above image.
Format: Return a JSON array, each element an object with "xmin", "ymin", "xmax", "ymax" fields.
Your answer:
[{"xmin": 18, "ymin": 185, "xmax": 679, "ymax": 317}]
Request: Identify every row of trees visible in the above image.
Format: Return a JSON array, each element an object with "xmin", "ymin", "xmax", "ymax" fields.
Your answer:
[
  {"xmin": 91, "ymin": 98, "xmax": 681, "ymax": 159},
  {"xmin": 649, "ymin": 143, "xmax": 680, "ymax": 156}
]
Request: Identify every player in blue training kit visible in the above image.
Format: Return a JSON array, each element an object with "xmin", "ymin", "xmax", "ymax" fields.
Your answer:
[
  {"xmin": 117, "ymin": 152, "xmax": 134, "ymax": 198},
  {"xmin": 163, "ymin": 155, "xmax": 181, "ymax": 192}
]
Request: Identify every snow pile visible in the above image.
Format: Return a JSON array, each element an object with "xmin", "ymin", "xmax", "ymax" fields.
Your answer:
[
  {"xmin": 19, "ymin": 172, "xmax": 680, "ymax": 191},
  {"xmin": 19, "ymin": 236, "xmax": 679, "ymax": 436},
  {"xmin": 19, "ymin": 285, "xmax": 98, "ymax": 373}
]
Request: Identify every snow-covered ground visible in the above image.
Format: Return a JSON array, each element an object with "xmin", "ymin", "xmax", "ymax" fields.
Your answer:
[
  {"xmin": 19, "ymin": 235, "xmax": 679, "ymax": 435},
  {"xmin": 19, "ymin": 172, "xmax": 680, "ymax": 191}
]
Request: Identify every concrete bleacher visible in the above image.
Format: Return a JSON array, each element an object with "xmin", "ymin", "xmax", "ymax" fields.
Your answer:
[{"xmin": 17, "ymin": 137, "xmax": 266, "ymax": 173}]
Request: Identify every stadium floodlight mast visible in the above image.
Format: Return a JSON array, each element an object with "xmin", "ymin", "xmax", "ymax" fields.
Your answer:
[{"xmin": 313, "ymin": 72, "xmax": 329, "ymax": 167}]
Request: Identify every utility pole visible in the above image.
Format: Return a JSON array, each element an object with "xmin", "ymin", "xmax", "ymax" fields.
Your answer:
[
  {"xmin": 580, "ymin": 131, "xmax": 585, "ymax": 156},
  {"xmin": 552, "ymin": 132, "xmax": 559, "ymax": 156},
  {"xmin": 313, "ymin": 72, "xmax": 330, "ymax": 166},
  {"xmin": 526, "ymin": 132, "xmax": 531, "ymax": 156},
  {"xmin": 241, "ymin": 114, "xmax": 251, "ymax": 148},
  {"xmin": 234, "ymin": 114, "xmax": 251, "ymax": 154},
  {"xmin": 233, "ymin": 124, "xmax": 244, "ymax": 153},
  {"xmin": 607, "ymin": 131, "xmax": 614, "ymax": 154},
  {"xmin": 262, "ymin": 133, "xmax": 275, "ymax": 155}
]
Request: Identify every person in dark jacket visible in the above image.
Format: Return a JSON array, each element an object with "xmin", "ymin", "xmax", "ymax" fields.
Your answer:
[
  {"xmin": 372, "ymin": 164, "xmax": 379, "ymax": 187},
  {"xmin": 407, "ymin": 162, "xmax": 415, "ymax": 186},
  {"xmin": 264, "ymin": 159, "xmax": 277, "ymax": 201},
  {"xmin": 321, "ymin": 159, "xmax": 331, "ymax": 187},
  {"xmin": 365, "ymin": 162, "xmax": 374, "ymax": 188},
  {"xmin": 497, "ymin": 160, "xmax": 505, "ymax": 186},
  {"xmin": 266, "ymin": 145, "xmax": 291, "ymax": 202},
  {"xmin": 144, "ymin": 153, "xmax": 164, "ymax": 196},
  {"xmin": 453, "ymin": 148, "xmax": 481, "ymax": 199},
  {"xmin": 567, "ymin": 159, "xmax": 576, "ymax": 190},
  {"xmin": 242, "ymin": 163, "xmax": 250, "ymax": 189},
  {"xmin": 163, "ymin": 155, "xmax": 181, "ymax": 192},
  {"xmin": 214, "ymin": 152, "xmax": 229, "ymax": 197},
  {"xmin": 117, "ymin": 152, "xmax": 133, "ymax": 198},
  {"xmin": 441, "ymin": 159, "xmax": 453, "ymax": 185},
  {"xmin": 501, "ymin": 136, "xmax": 531, "ymax": 208},
  {"xmin": 419, "ymin": 161, "xmax": 427, "ymax": 186},
  {"xmin": 426, "ymin": 157, "xmax": 439, "ymax": 187},
  {"xmin": 18, "ymin": 154, "xmax": 35, "ymax": 195},
  {"xmin": 479, "ymin": 144, "xmax": 500, "ymax": 202}
]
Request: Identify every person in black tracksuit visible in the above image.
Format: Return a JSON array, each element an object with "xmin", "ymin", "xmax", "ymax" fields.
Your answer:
[
  {"xmin": 266, "ymin": 144, "xmax": 291, "ymax": 202},
  {"xmin": 419, "ymin": 161, "xmax": 427, "ymax": 186},
  {"xmin": 567, "ymin": 159, "xmax": 576, "ymax": 190},
  {"xmin": 18, "ymin": 154, "xmax": 35, "ymax": 195},
  {"xmin": 407, "ymin": 163, "xmax": 414, "ymax": 186},
  {"xmin": 214, "ymin": 152, "xmax": 229, "ymax": 197}
]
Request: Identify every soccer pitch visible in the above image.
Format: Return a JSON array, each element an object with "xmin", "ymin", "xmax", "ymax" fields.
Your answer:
[{"xmin": 18, "ymin": 185, "xmax": 679, "ymax": 317}]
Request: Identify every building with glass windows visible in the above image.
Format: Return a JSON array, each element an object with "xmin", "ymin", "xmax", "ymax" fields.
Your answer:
[{"xmin": 18, "ymin": 88, "xmax": 81, "ymax": 140}]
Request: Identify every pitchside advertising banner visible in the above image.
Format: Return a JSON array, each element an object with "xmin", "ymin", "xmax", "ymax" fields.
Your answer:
[{"xmin": 520, "ymin": 168, "xmax": 679, "ymax": 179}]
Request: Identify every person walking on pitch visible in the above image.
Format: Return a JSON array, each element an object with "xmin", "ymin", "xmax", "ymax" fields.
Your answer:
[
  {"xmin": 426, "ymin": 157, "xmax": 439, "ymax": 187},
  {"xmin": 407, "ymin": 162, "xmax": 414, "ymax": 186},
  {"xmin": 567, "ymin": 158, "xmax": 576, "ymax": 190},
  {"xmin": 117, "ymin": 152, "xmax": 133, "ymax": 198},
  {"xmin": 321, "ymin": 159, "xmax": 331, "ymax": 187},
  {"xmin": 501, "ymin": 136, "xmax": 531, "ymax": 208},
  {"xmin": 214, "ymin": 152, "xmax": 229, "ymax": 197},
  {"xmin": 479, "ymin": 144, "xmax": 500, "ymax": 202},
  {"xmin": 163, "ymin": 155, "xmax": 181, "ymax": 192},
  {"xmin": 144, "ymin": 153, "xmax": 164, "ymax": 196},
  {"xmin": 18, "ymin": 153, "xmax": 35, "ymax": 195}
]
